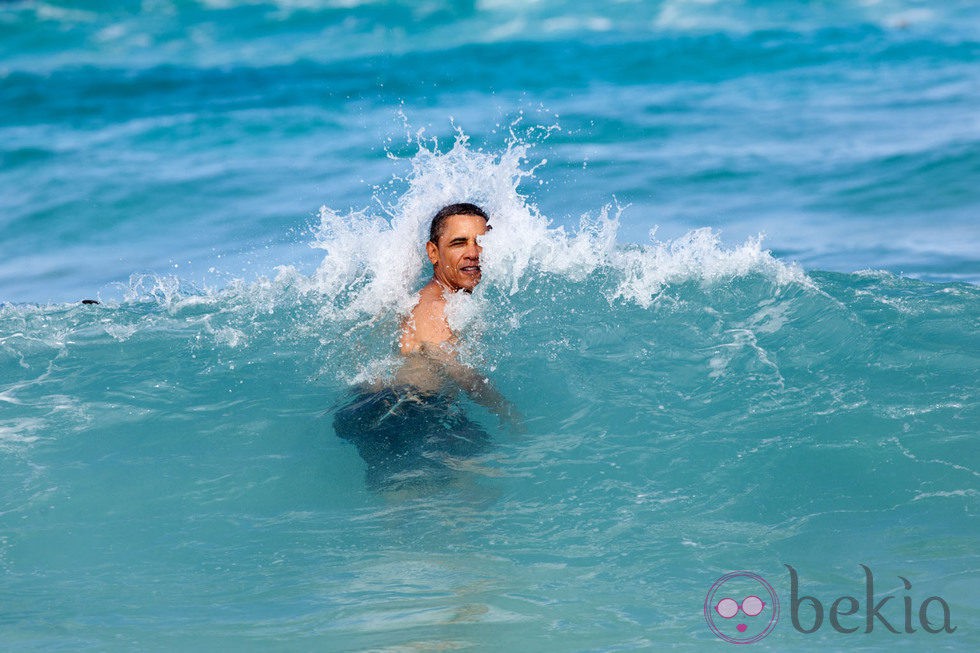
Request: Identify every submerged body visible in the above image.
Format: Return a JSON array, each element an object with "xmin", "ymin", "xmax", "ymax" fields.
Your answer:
[
  {"xmin": 392, "ymin": 344, "xmax": 464, "ymax": 395},
  {"xmin": 335, "ymin": 204, "xmax": 518, "ymax": 489},
  {"xmin": 334, "ymin": 339, "xmax": 505, "ymax": 491},
  {"xmin": 332, "ymin": 385, "xmax": 492, "ymax": 491}
]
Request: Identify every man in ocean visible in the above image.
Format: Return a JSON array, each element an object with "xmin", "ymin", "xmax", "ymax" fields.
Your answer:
[
  {"xmin": 399, "ymin": 202, "xmax": 489, "ymax": 353},
  {"xmin": 394, "ymin": 203, "xmax": 518, "ymax": 419},
  {"xmin": 333, "ymin": 202, "xmax": 520, "ymax": 490},
  {"xmin": 395, "ymin": 203, "xmax": 518, "ymax": 418}
]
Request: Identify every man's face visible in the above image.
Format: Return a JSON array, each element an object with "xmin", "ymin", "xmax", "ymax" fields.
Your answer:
[{"xmin": 426, "ymin": 213, "xmax": 488, "ymax": 293}]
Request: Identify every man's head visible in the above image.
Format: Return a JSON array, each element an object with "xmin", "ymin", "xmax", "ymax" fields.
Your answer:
[{"xmin": 426, "ymin": 203, "xmax": 490, "ymax": 293}]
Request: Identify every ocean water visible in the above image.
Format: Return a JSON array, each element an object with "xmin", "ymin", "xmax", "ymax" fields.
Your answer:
[{"xmin": 2, "ymin": 0, "xmax": 978, "ymax": 650}]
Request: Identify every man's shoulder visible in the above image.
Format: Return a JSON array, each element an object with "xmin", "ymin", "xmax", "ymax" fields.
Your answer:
[
  {"xmin": 417, "ymin": 280, "xmax": 447, "ymax": 304},
  {"xmin": 411, "ymin": 292, "xmax": 448, "ymax": 327}
]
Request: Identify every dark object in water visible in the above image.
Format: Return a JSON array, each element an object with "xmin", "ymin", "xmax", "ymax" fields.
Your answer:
[
  {"xmin": 333, "ymin": 387, "xmax": 492, "ymax": 491},
  {"xmin": 81, "ymin": 299, "xmax": 100, "ymax": 305}
]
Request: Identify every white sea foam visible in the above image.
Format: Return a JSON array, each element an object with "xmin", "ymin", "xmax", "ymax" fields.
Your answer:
[
  {"xmin": 32, "ymin": 3, "xmax": 97, "ymax": 24},
  {"xmin": 308, "ymin": 129, "xmax": 806, "ymax": 322},
  {"xmin": 1, "ymin": 129, "xmax": 807, "ymax": 386},
  {"xmin": 291, "ymin": 128, "xmax": 810, "ymax": 381},
  {"xmin": 0, "ymin": 418, "xmax": 45, "ymax": 451}
]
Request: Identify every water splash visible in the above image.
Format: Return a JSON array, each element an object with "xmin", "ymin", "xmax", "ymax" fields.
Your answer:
[
  {"xmin": 309, "ymin": 128, "xmax": 804, "ymax": 317},
  {"xmin": 1, "ymin": 127, "xmax": 809, "ymax": 386}
]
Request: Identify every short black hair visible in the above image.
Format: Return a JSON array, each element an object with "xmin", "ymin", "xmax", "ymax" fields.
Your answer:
[{"xmin": 428, "ymin": 203, "xmax": 489, "ymax": 244}]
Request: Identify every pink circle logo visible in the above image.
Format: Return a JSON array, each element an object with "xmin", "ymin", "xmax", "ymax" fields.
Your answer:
[{"xmin": 704, "ymin": 571, "xmax": 779, "ymax": 644}]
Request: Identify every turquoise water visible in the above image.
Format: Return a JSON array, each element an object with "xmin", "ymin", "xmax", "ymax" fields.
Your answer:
[{"xmin": 2, "ymin": 1, "xmax": 979, "ymax": 650}]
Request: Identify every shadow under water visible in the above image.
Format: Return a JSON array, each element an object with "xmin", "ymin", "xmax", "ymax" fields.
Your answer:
[{"xmin": 333, "ymin": 387, "xmax": 493, "ymax": 492}]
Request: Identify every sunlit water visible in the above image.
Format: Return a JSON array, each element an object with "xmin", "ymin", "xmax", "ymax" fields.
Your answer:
[{"xmin": 2, "ymin": 0, "xmax": 978, "ymax": 650}]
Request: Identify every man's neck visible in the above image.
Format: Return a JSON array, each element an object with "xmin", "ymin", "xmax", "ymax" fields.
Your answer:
[{"xmin": 431, "ymin": 275, "xmax": 454, "ymax": 294}]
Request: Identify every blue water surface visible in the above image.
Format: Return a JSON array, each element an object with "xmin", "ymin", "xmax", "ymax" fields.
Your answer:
[{"xmin": 1, "ymin": 1, "xmax": 978, "ymax": 650}]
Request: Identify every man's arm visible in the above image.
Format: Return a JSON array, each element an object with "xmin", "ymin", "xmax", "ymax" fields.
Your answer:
[{"xmin": 419, "ymin": 342, "xmax": 524, "ymax": 430}]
